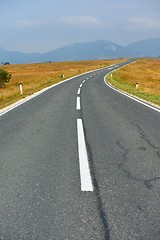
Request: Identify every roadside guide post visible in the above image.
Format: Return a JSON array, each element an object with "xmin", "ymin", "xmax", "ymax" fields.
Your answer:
[{"xmin": 20, "ymin": 83, "xmax": 23, "ymax": 95}]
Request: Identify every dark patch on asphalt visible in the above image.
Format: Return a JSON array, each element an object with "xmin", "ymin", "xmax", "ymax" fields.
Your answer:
[
  {"xmin": 144, "ymin": 177, "xmax": 160, "ymax": 189},
  {"xmin": 116, "ymin": 138, "xmax": 160, "ymax": 190},
  {"xmin": 82, "ymin": 120, "xmax": 110, "ymax": 240},
  {"xmin": 133, "ymin": 123, "xmax": 160, "ymax": 159}
]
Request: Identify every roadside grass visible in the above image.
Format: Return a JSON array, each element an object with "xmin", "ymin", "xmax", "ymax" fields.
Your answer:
[
  {"xmin": 0, "ymin": 59, "xmax": 122, "ymax": 109},
  {"xmin": 106, "ymin": 58, "xmax": 160, "ymax": 106}
]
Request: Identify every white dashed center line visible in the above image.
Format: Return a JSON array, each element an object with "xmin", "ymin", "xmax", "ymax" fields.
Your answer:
[
  {"xmin": 77, "ymin": 88, "xmax": 81, "ymax": 95},
  {"xmin": 76, "ymin": 96, "xmax": 81, "ymax": 110},
  {"xmin": 77, "ymin": 119, "xmax": 93, "ymax": 191},
  {"xmin": 76, "ymin": 79, "xmax": 94, "ymax": 191}
]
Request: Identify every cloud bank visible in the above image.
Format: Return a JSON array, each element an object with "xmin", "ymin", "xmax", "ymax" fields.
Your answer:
[{"xmin": 58, "ymin": 15, "xmax": 102, "ymax": 27}]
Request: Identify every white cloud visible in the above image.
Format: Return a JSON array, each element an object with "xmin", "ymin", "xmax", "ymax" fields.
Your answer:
[
  {"xmin": 15, "ymin": 19, "xmax": 47, "ymax": 28},
  {"xmin": 129, "ymin": 18, "xmax": 160, "ymax": 30},
  {"xmin": 58, "ymin": 15, "xmax": 102, "ymax": 27}
]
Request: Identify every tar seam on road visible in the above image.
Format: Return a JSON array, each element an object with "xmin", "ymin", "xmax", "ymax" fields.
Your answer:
[
  {"xmin": 82, "ymin": 119, "xmax": 110, "ymax": 240},
  {"xmin": 77, "ymin": 78, "xmax": 110, "ymax": 239}
]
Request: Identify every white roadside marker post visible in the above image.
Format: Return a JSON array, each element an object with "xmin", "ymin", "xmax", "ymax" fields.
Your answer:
[
  {"xmin": 136, "ymin": 82, "xmax": 139, "ymax": 90},
  {"xmin": 20, "ymin": 83, "xmax": 23, "ymax": 95}
]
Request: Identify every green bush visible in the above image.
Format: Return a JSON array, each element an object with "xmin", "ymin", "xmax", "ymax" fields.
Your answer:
[{"xmin": 0, "ymin": 68, "xmax": 11, "ymax": 87}]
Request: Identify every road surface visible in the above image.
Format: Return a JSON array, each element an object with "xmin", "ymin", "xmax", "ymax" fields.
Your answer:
[{"xmin": 0, "ymin": 60, "xmax": 160, "ymax": 239}]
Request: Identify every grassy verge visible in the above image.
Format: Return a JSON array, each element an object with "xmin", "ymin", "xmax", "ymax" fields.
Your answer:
[
  {"xmin": 106, "ymin": 58, "xmax": 160, "ymax": 107},
  {"xmin": 0, "ymin": 59, "xmax": 123, "ymax": 109}
]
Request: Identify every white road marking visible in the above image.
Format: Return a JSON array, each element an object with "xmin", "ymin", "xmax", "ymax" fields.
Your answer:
[
  {"xmin": 87, "ymin": 78, "xmax": 89, "ymax": 80},
  {"xmin": 82, "ymin": 80, "xmax": 86, "ymax": 83},
  {"xmin": 104, "ymin": 76, "xmax": 160, "ymax": 113},
  {"xmin": 0, "ymin": 64, "xmax": 110, "ymax": 117},
  {"xmin": 0, "ymin": 67, "xmax": 102, "ymax": 117},
  {"xmin": 108, "ymin": 67, "xmax": 114, "ymax": 70},
  {"xmin": 79, "ymin": 83, "xmax": 83, "ymax": 88},
  {"xmin": 77, "ymin": 119, "xmax": 93, "ymax": 191},
  {"xmin": 77, "ymin": 88, "xmax": 81, "ymax": 95},
  {"xmin": 76, "ymin": 96, "xmax": 81, "ymax": 110}
]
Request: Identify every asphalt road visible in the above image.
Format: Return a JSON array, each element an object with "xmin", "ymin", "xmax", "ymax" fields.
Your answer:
[{"xmin": 0, "ymin": 60, "xmax": 160, "ymax": 239}]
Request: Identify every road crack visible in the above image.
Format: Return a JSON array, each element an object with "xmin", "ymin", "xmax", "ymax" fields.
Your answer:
[
  {"xmin": 82, "ymin": 123, "xmax": 110, "ymax": 240},
  {"xmin": 116, "ymin": 137, "xmax": 160, "ymax": 191}
]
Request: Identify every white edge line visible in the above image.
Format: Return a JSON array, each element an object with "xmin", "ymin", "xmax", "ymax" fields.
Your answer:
[
  {"xmin": 104, "ymin": 67, "xmax": 160, "ymax": 113},
  {"xmin": 0, "ymin": 65, "xmax": 107, "ymax": 117},
  {"xmin": 76, "ymin": 96, "xmax": 81, "ymax": 110},
  {"xmin": 0, "ymin": 61, "xmax": 130, "ymax": 117},
  {"xmin": 77, "ymin": 119, "xmax": 93, "ymax": 191}
]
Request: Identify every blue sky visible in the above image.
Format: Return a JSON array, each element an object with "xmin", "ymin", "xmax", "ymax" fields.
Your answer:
[{"xmin": 0, "ymin": 0, "xmax": 160, "ymax": 53}]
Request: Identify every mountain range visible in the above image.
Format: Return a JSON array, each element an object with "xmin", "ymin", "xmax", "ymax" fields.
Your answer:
[{"xmin": 0, "ymin": 38, "xmax": 160, "ymax": 64}]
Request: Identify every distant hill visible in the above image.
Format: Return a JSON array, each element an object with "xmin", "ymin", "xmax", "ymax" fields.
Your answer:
[
  {"xmin": 0, "ymin": 48, "xmax": 42, "ymax": 64},
  {"xmin": 126, "ymin": 38, "xmax": 160, "ymax": 57},
  {"xmin": 0, "ymin": 38, "xmax": 160, "ymax": 64},
  {"xmin": 42, "ymin": 40, "xmax": 132, "ymax": 62}
]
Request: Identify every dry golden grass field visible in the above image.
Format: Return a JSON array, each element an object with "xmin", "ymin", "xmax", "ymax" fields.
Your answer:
[
  {"xmin": 107, "ymin": 58, "xmax": 160, "ymax": 106},
  {"xmin": 0, "ymin": 59, "xmax": 122, "ymax": 109}
]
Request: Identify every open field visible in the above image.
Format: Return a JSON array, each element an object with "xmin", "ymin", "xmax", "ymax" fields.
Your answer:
[
  {"xmin": 107, "ymin": 58, "xmax": 160, "ymax": 106},
  {"xmin": 0, "ymin": 59, "xmax": 123, "ymax": 109}
]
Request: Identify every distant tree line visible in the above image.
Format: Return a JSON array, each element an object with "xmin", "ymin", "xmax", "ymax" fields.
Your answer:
[{"xmin": 1, "ymin": 62, "xmax": 10, "ymax": 65}]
